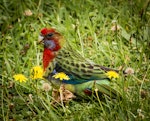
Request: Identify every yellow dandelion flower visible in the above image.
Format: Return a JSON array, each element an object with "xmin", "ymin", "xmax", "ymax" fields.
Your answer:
[
  {"xmin": 30, "ymin": 66, "xmax": 44, "ymax": 79},
  {"xmin": 53, "ymin": 72, "xmax": 70, "ymax": 80},
  {"xmin": 106, "ymin": 71, "xmax": 119, "ymax": 79},
  {"xmin": 13, "ymin": 74, "xmax": 27, "ymax": 83}
]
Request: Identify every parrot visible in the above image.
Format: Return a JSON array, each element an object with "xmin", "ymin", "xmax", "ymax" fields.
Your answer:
[{"xmin": 38, "ymin": 28, "xmax": 121, "ymax": 99}]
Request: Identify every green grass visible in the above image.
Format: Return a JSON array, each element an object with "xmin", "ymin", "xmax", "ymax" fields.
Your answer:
[{"xmin": 1, "ymin": 0, "xmax": 150, "ymax": 120}]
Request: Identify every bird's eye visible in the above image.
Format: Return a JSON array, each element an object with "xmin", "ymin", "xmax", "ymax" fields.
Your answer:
[{"xmin": 47, "ymin": 33, "xmax": 53, "ymax": 38}]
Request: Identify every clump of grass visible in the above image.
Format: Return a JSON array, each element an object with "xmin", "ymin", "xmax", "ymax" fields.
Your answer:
[{"xmin": 1, "ymin": 0, "xmax": 150, "ymax": 120}]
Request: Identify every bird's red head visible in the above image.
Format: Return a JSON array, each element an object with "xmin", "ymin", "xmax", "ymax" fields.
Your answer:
[
  {"xmin": 39, "ymin": 28, "xmax": 64, "ymax": 71},
  {"xmin": 40, "ymin": 28, "xmax": 56, "ymax": 36},
  {"xmin": 39, "ymin": 28, "xmax": 64, "ymax": 51}
]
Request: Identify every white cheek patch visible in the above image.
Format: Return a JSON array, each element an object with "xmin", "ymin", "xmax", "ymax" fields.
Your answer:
[
  {"xmin": 44, "ymin": 40, "xmax": 56, "ymax": 50},
  {"xmin": 38, "ymin": 35, "xmax": 44, "ymax": 41}
]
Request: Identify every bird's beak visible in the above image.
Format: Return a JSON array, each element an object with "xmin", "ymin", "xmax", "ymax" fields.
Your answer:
[{"xmin": 38, "ymin": 35, "xmax": 44, "ymax": 44}]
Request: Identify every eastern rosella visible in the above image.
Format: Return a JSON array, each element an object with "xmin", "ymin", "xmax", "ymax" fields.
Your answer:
[{"xmin": 39, "ymin": 28, "xmax": 121, "ymax": 99}]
